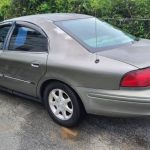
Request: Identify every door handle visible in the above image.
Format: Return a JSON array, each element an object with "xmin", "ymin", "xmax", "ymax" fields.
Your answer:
[{"xmin": 31, "ymin": 63, "xmax": 39, "ymax": 68}]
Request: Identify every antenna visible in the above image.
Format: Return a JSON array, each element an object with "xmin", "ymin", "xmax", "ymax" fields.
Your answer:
[
  {"xmin": 82, "ymin": 0, "xmax": 99, "ymax": 63},
  {"xmin": 94, "ymin": 11, "xmax": 100, "ymax": 64},
  {"xmin": 95, "ymin": 11, "xmax": 98, "ymax": 49}
]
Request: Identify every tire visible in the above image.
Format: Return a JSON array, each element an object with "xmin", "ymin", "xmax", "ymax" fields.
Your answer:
[{"xmin": 43, "ymin": 82, "xmax": 84, "ymax": 127}]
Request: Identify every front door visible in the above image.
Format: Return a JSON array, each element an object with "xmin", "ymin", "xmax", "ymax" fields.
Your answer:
[{"xmin": 0, "ymin": 21, "xmax": 48, "ymax": 97}]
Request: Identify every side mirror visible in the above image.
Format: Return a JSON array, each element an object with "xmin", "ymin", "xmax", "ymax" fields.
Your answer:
[
  {"xmin": 0, "ymin": 37, "xmax": 4, "ymax": 49},
  {"xmin": 0, "ymin": 37, "xmax": 4, "ymax": 43}
]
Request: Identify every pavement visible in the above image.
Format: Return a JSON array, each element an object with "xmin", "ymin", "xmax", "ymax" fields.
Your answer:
[{"xmin": 0, "ymin": 91, "xmax": 150, "ymax": 150}]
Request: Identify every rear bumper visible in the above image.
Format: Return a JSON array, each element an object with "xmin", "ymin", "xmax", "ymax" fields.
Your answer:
[{"xmin": 76, "ymin": 87, "xmax": 150, "ymax": 116}]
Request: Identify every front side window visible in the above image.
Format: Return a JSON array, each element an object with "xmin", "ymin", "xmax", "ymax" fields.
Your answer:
[
  {"xmin": 9, "ymin": 25, "xmax": 47, "ymax": 52},
  {"xmin": 0, "ymin": 25, "xmax": 11, "ymax": 49},
  {"xmin": 55, "ymin": 18, "xmax": 136, "ymax": 53}
]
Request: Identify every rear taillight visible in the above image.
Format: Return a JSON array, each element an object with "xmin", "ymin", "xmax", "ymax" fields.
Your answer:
[{"xmin": 120, "ymin": 68, "xmax": 150, "ymax": 87}]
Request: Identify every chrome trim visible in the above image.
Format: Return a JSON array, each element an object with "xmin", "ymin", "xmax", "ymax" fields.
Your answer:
[
  {"xmin": 4, "ymin": 75, "xmax": 32, "ymax": 84},
  {"xmin": 31, "ymin": 63, "xmax": 39, "ymax": 68}
]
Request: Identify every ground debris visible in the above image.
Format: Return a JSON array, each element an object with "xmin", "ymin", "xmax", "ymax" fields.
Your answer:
[{"xmin": 60, "ymin": 127, "xmax": 78, "ymax": 139}]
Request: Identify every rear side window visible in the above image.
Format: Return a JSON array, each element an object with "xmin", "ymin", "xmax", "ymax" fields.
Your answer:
[
  {"xmin": 0, "ymin": 25, "xmax": 11, "ymax": 49},
  {"xmin": 9, "ymin": 25, "xmax": 47, "ymax": 52}
]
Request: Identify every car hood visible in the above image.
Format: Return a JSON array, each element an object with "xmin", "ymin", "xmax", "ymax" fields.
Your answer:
[{"xmin": 98, "ymin": 39, "xmax": 150, "ymax": 68}]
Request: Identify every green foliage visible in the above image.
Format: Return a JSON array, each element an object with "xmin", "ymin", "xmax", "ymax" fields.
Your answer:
[
  {"xmin": 0, "ymin": 0, "xmax": 150, "ymax": 38},
  {"xmin": 0, "ymin": 0, "xmax": 10, "ymax": 20},
  {"xmin": 105, "ymin": 18, "xmax": 150, "ymax": 39}
]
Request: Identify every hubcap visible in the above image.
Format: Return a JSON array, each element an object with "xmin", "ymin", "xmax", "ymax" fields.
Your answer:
[{"xmin": 48, "ymin": 89, "xmax": 73, "ymax": 120}]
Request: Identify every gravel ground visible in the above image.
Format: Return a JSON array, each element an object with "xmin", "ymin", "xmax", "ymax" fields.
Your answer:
[{"xmin": 0, "ymin": 91, "xmax": 150, "ymax": 150}]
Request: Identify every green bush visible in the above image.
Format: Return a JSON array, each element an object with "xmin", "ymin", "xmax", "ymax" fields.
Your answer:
[
  {"xmin": 0, "ymin": 0, "xmax": 150, "ymax": 39},
  {"xmin": 104, "ymin": 18, "xmax": 150, "ymax": 39}
]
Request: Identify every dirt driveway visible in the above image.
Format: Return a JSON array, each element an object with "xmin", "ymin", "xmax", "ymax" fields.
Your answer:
[{"xmin": 0, "ymin": 91, "xmax": 150, "ymax": 150}]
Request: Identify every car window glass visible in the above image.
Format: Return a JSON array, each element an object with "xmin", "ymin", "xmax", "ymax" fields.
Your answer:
[
  {"xmin": 9, "ymin": 25, "xmax": 47, "ymax": 52},
  {"xmin": 56, "ymin": 18, "xmax": 136, "ymax": 53},
  {"xmin": 0, "ymin": 25, "xmax": 11, "ymax": 49}
]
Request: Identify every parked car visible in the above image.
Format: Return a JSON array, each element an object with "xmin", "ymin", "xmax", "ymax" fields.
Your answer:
[{"xmin": 0, "ymin": 13, "xmax": 150, "ymax": 127}]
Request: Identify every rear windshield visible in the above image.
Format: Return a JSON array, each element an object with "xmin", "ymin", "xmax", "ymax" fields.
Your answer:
[{"xmin": 55, "ymin": 18, "xmax": 136, "ymax": 53}]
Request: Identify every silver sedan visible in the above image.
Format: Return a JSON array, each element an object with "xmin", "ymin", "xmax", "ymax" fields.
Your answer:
[{"xmin": 0, "ymin": 13, "xmax": 150, "ymax": 127}]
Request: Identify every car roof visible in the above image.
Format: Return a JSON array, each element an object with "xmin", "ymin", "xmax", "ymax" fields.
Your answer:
[
  {"xmin": 1, "ymin": 13, "xmax": 93, "ymax": 40},
  {"xmin": 4, "ymin": 13, "xmax": 92, "ymax": 23}
]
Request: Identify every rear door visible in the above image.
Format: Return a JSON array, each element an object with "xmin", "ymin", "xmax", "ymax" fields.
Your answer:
[{"xmin": 0, "ymin": 21, "xmax": 48, "ymax": 97}]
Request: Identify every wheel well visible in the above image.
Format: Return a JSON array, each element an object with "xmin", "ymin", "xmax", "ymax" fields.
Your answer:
[{"xmin": 40, "ymin": 79, "xmax": 86, "ymax": 112}]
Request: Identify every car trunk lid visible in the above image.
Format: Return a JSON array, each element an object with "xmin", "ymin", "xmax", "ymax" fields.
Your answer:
[{"xmin": 98, "ymin": 39, "xmax": 150, "ymax": 68}]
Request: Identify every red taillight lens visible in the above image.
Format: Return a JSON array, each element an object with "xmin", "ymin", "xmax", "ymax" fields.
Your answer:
[{"xmin": 120, "ymin": 68, "xmax": 150, "ymax": 87}]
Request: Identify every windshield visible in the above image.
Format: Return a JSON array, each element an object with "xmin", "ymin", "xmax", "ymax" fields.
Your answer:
[{"xmin": 55, "ymin": 18, "xmax": 136, "ymax": 53}]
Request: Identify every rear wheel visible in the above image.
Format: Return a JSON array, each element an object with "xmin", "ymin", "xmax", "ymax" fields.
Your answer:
[{"xmin": 43, "ymin": 82, "xmax": 84, "ymax": 127}]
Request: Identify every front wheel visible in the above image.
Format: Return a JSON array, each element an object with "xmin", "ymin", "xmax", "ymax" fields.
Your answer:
[{"xmin": 43, "ymin": 82, "xmax": 84, "ymax": 127}]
